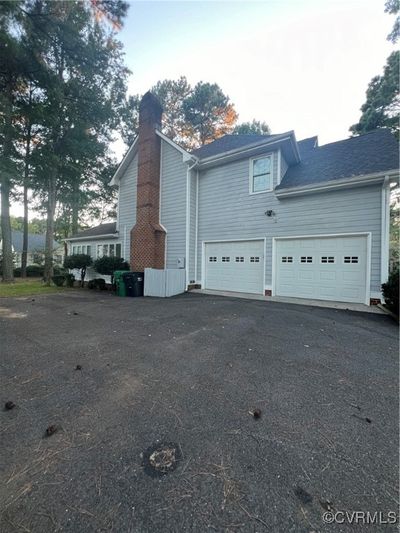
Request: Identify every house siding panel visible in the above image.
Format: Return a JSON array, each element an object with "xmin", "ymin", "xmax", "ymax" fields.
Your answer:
[
  {"xmin": 160, "ymin": 140, "xmax": 187, "ymax": 269},
  {"xmin": 118, "ymin": 153, "xmax": 137, "ymax": 261},
  {"xmin": 197, "ymin": 154, "xmax": 382, "ymax": 294}
]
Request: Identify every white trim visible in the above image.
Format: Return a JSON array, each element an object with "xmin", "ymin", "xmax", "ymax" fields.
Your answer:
[
  {"xmin": 156, "ymin": 130, "xmax": 198, "ymax": 163},
  {"xmin": 109, "ymin": 137, "xmax": 139, "ymax": 186},
  {"xmin": 271, "ymin": 232, "xmax": 372, "ymax": 306},
  {"xmin": 249, "ymin": 154, "xmax": 274, "ymax": 195},
  {"xmin": 201, "ymin": 237, "xmax": 266, "ymax": 294},
  {"xmin": 275, "ymin": 169, "xmax": 399, "ymax": 198},
  {"xmin": 276, "ymin": 149, "xmax": 282, "ymax": 186},
  {"xmin": 197, "ymin": 132, "xmax": 298, "ymax": 167},
  {"xmin": 381, "ymin": 176, "xmax": 390, "ymax": 288},
  {"xmin": 194, "ymin": 170, "xmax": 199, "ymax": 282},
  {"xmin": 66, "ymin": 233, "xmax": 118, "ymax": 242}
]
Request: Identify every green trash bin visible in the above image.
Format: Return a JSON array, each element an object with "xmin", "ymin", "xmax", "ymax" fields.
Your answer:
[{"xmin": 114, "ymin": 270, "xmax": 128, "ymax": 297}]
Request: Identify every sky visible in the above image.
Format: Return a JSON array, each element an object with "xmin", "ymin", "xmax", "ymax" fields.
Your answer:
[{"xmin": 10, "ymin": 0, "xmax": 396, "ymax": 217}]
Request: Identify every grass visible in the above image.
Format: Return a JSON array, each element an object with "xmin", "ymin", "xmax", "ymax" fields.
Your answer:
[{"xmin": 0, "ymin": 278, "xmax": 68, "ymax": 298}]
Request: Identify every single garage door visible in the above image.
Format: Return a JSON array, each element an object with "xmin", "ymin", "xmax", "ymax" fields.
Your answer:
[
  {"xmin": 205, "ymin": 240, "xmax": 264, "ymax": 294},
  {"xmin": 275, "ymin": 235, "xmax": 368, "ymax": 304}
]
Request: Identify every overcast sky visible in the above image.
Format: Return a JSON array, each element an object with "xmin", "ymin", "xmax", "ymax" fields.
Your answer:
[
  {"xmin": 10, "ymin": 0, "xmax": 396, "ymax": 217},
  {"xmin": 119, "ymin": 0, "xmax": 394, "ymax": 146}
]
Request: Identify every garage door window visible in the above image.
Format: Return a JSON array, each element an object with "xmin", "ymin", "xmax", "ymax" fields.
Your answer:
[
  {"xmin": 344, "ymin": 256, "xmax": 359, "ymax": 263},
  {"xmin": 321, "ymin": 256, "xmax": 335, "ymax": 263},
  {"xmin": 281, "ymin": 256, "xmax": 293, "ymax": 263},
  {"xmin": 300, "ymin": 256, "xmax": 313, "ymax": 263}
]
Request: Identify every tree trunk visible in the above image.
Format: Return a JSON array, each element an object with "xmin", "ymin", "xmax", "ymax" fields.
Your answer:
[
  {"xmin": 1, "ymin": 176, "xmax": 14, "ymax": 282},
  {"xmin": 43, "ymin": 174, "xmax": 57, "ymax": 285},
  {"xmin": 21, "ymin": 95, "xmax": 32, "ymax": 278},
  {"xmin": 1, "ymin": 84, "xmax": 15, "ymax": 283}
]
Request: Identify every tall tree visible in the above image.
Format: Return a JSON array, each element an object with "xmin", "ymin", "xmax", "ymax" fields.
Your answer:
[
  {"xmin": 183, "ymin": 82, "xmax": 238, "ymax": 147},
  {"xmin": 385, "ymin": 0, "xmax": 400, "ymax": 43},
  {"xmin": 21, "ymin": 0, "xmax": 129, "ymax": 283},
  {"xmin": 233, "ymin": 120, "xmax": 271, "ymax": 135},
  {"xmin": 349, "ymin": 51, "xmax": 399, "ymax": 136}
]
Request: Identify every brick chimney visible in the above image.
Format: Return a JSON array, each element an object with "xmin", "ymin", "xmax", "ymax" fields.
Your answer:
[{"xmin": 130, "ymin": 92, "xmax": 166, "ymax": 271}]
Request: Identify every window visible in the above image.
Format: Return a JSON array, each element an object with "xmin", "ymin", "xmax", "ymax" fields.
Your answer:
[
  {"xmin": 250, "ymin": 256, "xmax": 260, "ymax": 263},
  {"xmin": 344, "ymin": 256, "xmax": 359, "ymax": 264},
  {"xmin": 235, "ymin": 257, "xmax": 244, "ymax": 262},
  {"xmin": 321, "ymin": 256, "xmax": 335, "ymax": 263},
  {"xmin": 209, "ymin": 256, "xmax": 217, "ymax": 262},
  {"xmin": 281, "ymin": 256, "xmax": 293, "ymax": 263},
  {"xmin": 250, "ymin": 155, "xmax": 272, "ymax": 193},
  {"xmin": 300, "ymin": 256, "xmax": 313, "ymax": 263},
  {"xmin": 96, "ymin": 243, "xmax": 122, "ymax": 259},
  {"xmin": 222, "ymin": 256, "xmax": 230, "ymax": 262}
]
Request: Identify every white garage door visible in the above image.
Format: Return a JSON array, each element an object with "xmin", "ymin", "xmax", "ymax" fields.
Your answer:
[
  {"xmin": 205, "ymin": 240, "xmax": 264, "ymax": 294},
  {"xmin": 275, "ymin": 235, "xmax": 368, "ymax": 304}
]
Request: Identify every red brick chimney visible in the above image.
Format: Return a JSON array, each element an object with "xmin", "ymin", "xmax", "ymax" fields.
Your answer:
[{"xmin": 130, "ymin": 92, "xmax": 166, "ymax": 271}]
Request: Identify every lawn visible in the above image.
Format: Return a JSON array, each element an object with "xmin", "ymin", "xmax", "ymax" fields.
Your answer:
[{"xmin": 0, "ymin": 278, "xmax": 67, "ymax": 298}]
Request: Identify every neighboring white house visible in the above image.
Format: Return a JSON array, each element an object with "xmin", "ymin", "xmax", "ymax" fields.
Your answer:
[
  {"xmin": 66, "ymin": 92, "xmax": 399, "ymax": 305},
  {"xmin": 1, "ymin": 231, "xmax": 64, "ymax": 268}
]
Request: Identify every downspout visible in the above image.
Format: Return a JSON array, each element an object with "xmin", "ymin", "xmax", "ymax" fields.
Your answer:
[
  {"xmin": 185, "ymin": 159, "xmax": 197, "ymax": 290},
  {"xmin": 194, "ymin": 169, "xmax": 199, "ymax": 283},
  {"xmin": 380, "ymin": 176, "xmax": 390, "ymax": 293}
]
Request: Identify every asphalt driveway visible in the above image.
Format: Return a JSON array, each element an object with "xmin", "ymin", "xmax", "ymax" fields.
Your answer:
[{"xmin": 0, "ymin": 291, "xmax": 398, "ymax": 532}]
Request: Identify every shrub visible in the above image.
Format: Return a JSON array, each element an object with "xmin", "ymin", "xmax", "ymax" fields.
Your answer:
[
  {"xmin": 64, "ymin": 254, "xmax": 92, "ymax": 287},
  {"xmin": 93, "ymin": 256, "xmax": 129, "ymax": 284},
  {"xmin": 65, "ymin": 273, "xmax": 75, "ymax": 287},
  {"xmin": 88, "ymin": 278, "xmax": 106, "ymax": 290},
  {"xmin": 382, "ymin": 269, "xmax": 399, "ymax": 315},
  {"xmin": 52, "ymin": 275, "xmax": 66, "ymax": 287}
]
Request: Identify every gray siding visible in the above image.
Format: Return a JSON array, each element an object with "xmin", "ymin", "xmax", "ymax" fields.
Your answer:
[
  {"xmin": 197, "ymin": 154, "xmax": 382, "ymax": 293},
  {"xmin": 117, "ymin": 153, "xmax": 137, "ymax": 261},
  {"xmin": 160, "ymin": 140, "xmax": 187, "ymax": 269}
]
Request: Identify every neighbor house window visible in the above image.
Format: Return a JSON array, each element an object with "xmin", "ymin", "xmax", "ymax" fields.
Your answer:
[{"xmin": 250, "ymin": 155, "xmax": 272, "ymax": 193}]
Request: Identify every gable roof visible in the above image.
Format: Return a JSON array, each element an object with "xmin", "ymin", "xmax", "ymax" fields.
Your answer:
[
  {"xmin": 11, "ymin": 231, "xmax": 59, "ymax": 253},
  {"xmin": 278, "ymin": 129, "xmax": 399, "ymax": 190},
  {"xmin": 69, "ymin": 222, "xmax": 117, "ymax": 240},
  {"xmin": 192, "ymin": 133, "xmax": 283, "ymax": 159}
]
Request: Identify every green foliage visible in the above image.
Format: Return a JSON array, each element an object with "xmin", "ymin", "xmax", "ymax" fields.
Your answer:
[
  {"xmin": 382, "ymin": 268, "xmax": 399, "ymax": 314},
  {"xmin": 233, "ymin": 120, "xmax": 271, "ymax": 135},
  {"xmin": 93, "ymin": 255, "xmax": 129, "ymax": 275},
  {"xmin": 64, "ymin": 254, "xmax": 92, "ymax": 270},
  {"xmin": 183, "ymin": 82, "xmax": 238, "ymax": 147},
  {"xmin": 385, "ymin": 0, "xmax": 400, "ymax": 43},
  {"xmin": 350, "ymin": 51, "xmax": 399, "ymax": 137},
  {"xmin": 88, "ymin": 278, "xmax": 106, "ymax": 290},
  {"xmin": 52, "ymin": 275, "xmax": 65, "ymax": 287}
]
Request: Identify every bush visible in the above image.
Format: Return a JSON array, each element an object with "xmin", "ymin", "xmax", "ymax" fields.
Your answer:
[
  {"xmin": 52, "ymin": 275, "xmax": 66, "ymax": 287},
  {"xmin": 65, "ymin": 273, "xmax": 75, "ymax": 287},
  {"xmin": 88, "ymin": 278, "xmax": 106, "ymax": 290},
  {"xmin": 382, "ymin": 269, "xmax": 399, "ymax": 315}
]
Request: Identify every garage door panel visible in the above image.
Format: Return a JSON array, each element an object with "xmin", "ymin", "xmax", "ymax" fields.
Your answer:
[
  {"xmin": 205, "ymin": 241, "xmax": 264, "ymax": 294},
  {"xmin": 276, "ymin": 236, "xmax": 368, "ymax": 304}
]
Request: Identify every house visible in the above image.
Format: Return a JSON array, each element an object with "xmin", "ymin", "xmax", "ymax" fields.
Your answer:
[
  {"xmin": 4, "ymin": 231, "xmax": 64, "ymax": 268},
  {"xmin": 66, "ymin": 92, "xmax": 399, "ymax": 305}
]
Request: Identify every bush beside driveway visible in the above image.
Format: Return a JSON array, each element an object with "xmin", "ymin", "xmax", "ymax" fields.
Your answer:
[{"xmin": 0, "ymin": 291, "xmax": 398, "ymax": 532}]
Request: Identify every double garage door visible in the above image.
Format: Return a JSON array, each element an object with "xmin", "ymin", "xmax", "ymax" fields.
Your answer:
[{"xmin": 204, "ymin": 235, "xmax": 368, "ymax": 304}]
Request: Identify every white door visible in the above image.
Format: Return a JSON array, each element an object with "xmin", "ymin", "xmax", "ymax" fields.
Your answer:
[
  {"xmin": 205, "ymin": 240, "xmax": 264, "ymax": 294},
  {"xmin": 275, "ymin": 235, "xmax": 368, "ymax": 304}
]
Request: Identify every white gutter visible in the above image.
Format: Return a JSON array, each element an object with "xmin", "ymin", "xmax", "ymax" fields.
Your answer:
[
  {"xmin": 185, "ymin": 160, "xmax": 197, "ymax": 289},
  {"xmin": 66, "ymin": 233, "xmax": 119, "ymax": 242},
  {"xmin": 275, "ymin": 169, "xmax": 399, "ymax": 198}
]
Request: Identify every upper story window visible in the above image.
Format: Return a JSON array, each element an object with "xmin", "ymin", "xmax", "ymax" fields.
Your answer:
[{"xmin": 250, "ymin": 155, "xmax": 272, "ymax": 194}]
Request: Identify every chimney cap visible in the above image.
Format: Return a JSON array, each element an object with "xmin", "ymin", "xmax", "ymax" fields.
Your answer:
[{"xmin": 140, "ymin": 91, "xmax": 163, "ymax": 115}]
